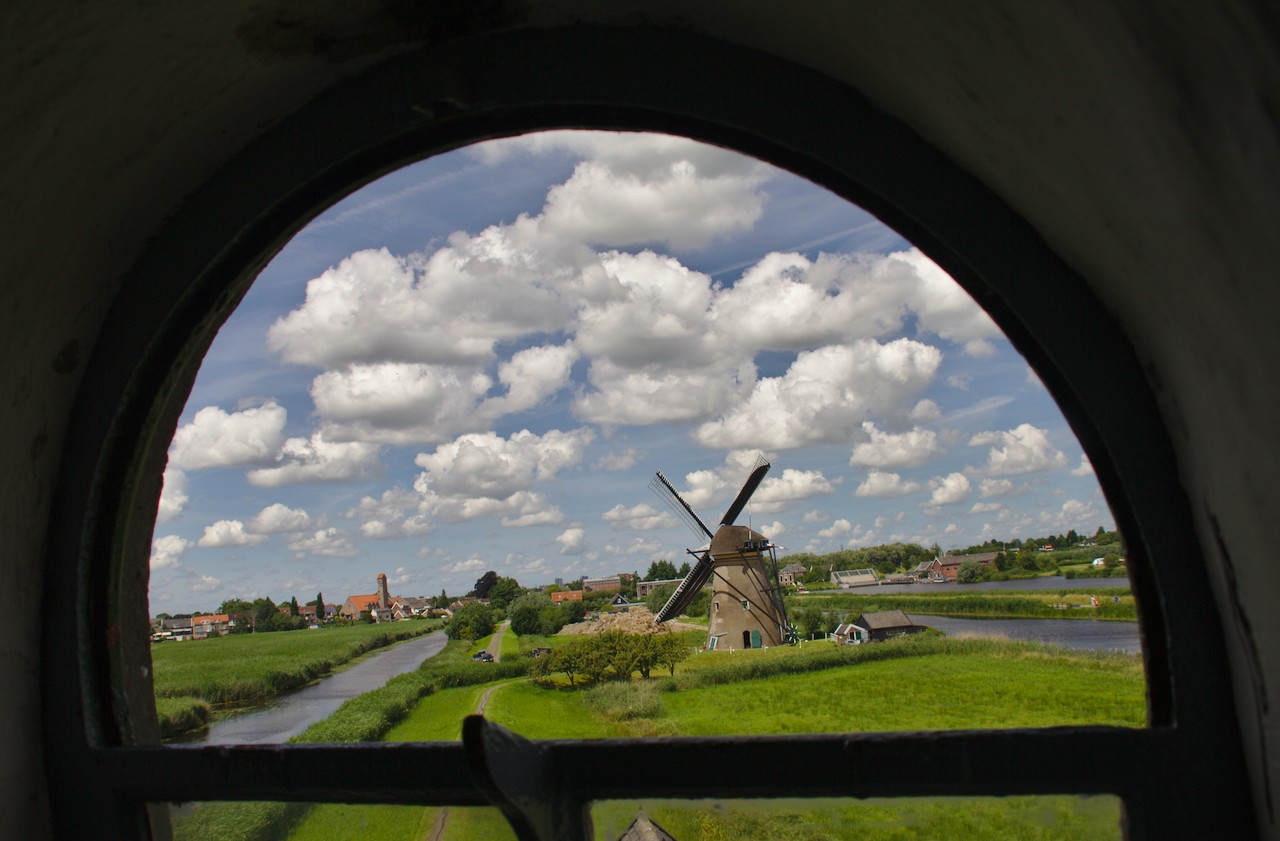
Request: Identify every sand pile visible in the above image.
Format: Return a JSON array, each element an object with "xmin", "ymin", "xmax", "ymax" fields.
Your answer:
[{"xmin": 557, "ymin": 607, "xmax": 672, "ymax": 635}]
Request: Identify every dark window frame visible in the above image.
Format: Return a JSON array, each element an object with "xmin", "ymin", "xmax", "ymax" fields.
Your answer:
[{"xmin": 42, "ymin": 24, "xmax": 1255, "ymax": 840}]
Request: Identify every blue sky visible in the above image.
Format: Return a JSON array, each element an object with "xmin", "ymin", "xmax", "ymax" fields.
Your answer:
[{"xmin": 147, "ymin": 131, "xmax": 1112, "ymax": 615}]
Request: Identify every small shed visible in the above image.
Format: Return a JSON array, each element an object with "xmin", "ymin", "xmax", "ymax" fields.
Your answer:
[{"xmin": 853, "ymin": 610, "xmax": 925, "ymax": 642}]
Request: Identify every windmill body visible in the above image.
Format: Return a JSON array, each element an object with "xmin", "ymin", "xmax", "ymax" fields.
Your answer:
[
  {"xmin": 651, "ymin": 458, "xmax": 793, "ymax": 649},
  {"xmin": 703, "ymin": 524, "xmax": 788, "ymax": 650}
]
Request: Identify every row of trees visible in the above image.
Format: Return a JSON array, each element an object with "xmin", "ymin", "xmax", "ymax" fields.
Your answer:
[{"xmin": 530, "ymin": 630, "xmax": 692, "ymax": 685}]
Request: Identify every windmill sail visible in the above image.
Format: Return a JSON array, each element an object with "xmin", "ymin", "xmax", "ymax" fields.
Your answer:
[
  {"xmin": 649, "ymin": 471, "xmax": 714, "ymax": 540},
  {"xmin": 655, "ymin": 552, "xmax": 713, "ymax": 622},
  {"xmin": 719, "ymin": 455, "xmax": 770, "ymax": 526}
]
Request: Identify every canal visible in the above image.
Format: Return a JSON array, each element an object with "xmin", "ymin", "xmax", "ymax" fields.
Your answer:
[{"xmin": 178, "ymin": 630, "xmax": 448, "ymax": 746}]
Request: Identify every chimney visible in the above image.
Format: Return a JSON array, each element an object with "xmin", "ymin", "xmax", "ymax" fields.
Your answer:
[{"xmin": 377, "ymin": 573, "xmax": 389, "ymax": 609}]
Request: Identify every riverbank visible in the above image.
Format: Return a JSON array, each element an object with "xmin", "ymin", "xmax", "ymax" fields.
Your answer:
[
  {"xmin": 791, "ymin": 587, "xmax": 1135, "ymax": 622},
  {"xmin": 152, "ymin": 621, "xmax": 440, "ymax": 737}
]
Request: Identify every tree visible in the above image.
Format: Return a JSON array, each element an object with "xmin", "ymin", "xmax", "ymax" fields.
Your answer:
[
  {"xmin": 631, "ymin": 633, "xmax": 662, "ymax": 679},
  {"xmin": 644, "ymin": 583, "xmax": 677, "ymax": 614},
  {"xmin": 956, "ymin": 559, "xmax": 983, "ymax": 584},
  {"xmin": 644, "ymin": 560, "xmax": 678, "ymax": 581},
  {"xmin": 446, "ymin": 602, "xmax": 496, "ymax": 640},
  {"xmin": 676, "ymin": 561, "xmax": 691, "ymax": 578},
  {"xmin": 471, "ymin": 570, "xmax": 498, "ymax": 599},
  {"xmin": 289, "ymin": 596, "xmax": 300, "ymax": 617},
  {"xmin": 656, "ymin": 634, "xmax": 692, "ymax": 676},
  {"xmin": 508, "ymin": 593, "xmax": 551, "ymax": 635},
  {"xmin": 562, "ymin": 600, "xmax": 587, "ymax": 624},
  {"xmin": 315, "ymin": 592, "xmax": 325, "ymax": 621},
  {"xmin": 487, "ymin": 576, "xmax": 524, "ymax": 611}
]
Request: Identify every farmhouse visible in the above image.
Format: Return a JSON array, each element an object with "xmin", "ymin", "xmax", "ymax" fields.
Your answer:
[
  {"xmin": 191, "ymin": 614, "xmax": 231, "ymax": 639},
  {"xmin": 830, "ymin": 568, "xmax": 879, "ymax": 588},
  {"xmin": 778, "ymin": 563, "xmax": 807, "ymax": 587}
]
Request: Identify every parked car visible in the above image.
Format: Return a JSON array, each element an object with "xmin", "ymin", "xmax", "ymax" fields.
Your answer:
[{"xmin": 472, "ymin": 650, "xmax": 494, "ymax": 662}]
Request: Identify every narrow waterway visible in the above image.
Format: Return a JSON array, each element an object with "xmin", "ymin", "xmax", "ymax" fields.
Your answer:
[
  {"xmin": 177, "ymin": 630, "xmax": 449, "ymax": 746},
  {"xmin": 857, "ymin": 575, "xmax": 1128, "ymax": 594}
]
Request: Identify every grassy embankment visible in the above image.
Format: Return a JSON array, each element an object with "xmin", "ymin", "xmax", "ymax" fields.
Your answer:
[
  {"xmin": 791, "ymin": 588, "xmax": 1136, "ymax": 622},
  {"xmin": 175, "ymin": 626, "xmax": 1143, "ymax": 840},
  {"xmin": 151, "ymin": 621, "xmax": 439, "ymax": 736}
]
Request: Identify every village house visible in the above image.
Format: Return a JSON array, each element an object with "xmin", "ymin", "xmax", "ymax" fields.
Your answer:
[
  {"xmin": 550, "ymin": 589, "xmax": 583, "ymax": 604},
  {"xmin": 191, "ymin": 613, "xmax": 231, "ymax": 639},
  {"xmin": 389, "ymin": 596, "xmax": 431, "ymax": 621},
  {"xmin": 777, "ymin": 563, "xmax": 807, "ymax": 587}
]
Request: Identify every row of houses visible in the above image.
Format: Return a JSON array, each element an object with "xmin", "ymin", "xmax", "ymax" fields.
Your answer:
[{"xmin": 814, "ymin": 552, "xmax": 1002, "ymax": 589}]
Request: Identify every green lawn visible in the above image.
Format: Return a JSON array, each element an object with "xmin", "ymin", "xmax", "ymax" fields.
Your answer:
[
  {"xmin": 383, "ymin": 684, "xmax": 492, "ymax": 742},
  {"xmin": 498, "ymin": 623, "xmax": 521, "ymax": 660},
  {"xmin": 151, "ymin": 622, "xmax": 439, "ymax": 705}
]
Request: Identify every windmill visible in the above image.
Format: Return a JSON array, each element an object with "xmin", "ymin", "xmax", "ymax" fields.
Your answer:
[{"xmin": 649, "ymin": 456, "xmax": 796, "ymax": 649}]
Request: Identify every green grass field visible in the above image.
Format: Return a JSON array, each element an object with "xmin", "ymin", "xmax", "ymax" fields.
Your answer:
[
  {"xmin": 792, "ymin": 588, "xmax": 1136, "ymax": 621},
  {"xmin": 151, "ymin": 622, "xmax": 439, "ymax": 706},
  {"xmin": 175, "ymin": 633, "xmax": 1139, "ymax": 841}
]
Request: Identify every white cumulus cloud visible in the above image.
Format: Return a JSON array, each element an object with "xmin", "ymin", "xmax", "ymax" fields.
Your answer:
[
  {"xmin": 198, "ymin": 520, "xmax": 269, "ymax": 548},
  {"xmin": 928, "ymin": 473, "xmax": 972, "ymax": 506},
  {"xmin": 246, "ymin": 433, "xmax": 383, "ymax": 487},
  {"xmin": 169, "ymin": 401, "xmax": 287, "ymax": 470},
  {"xmin": 247, "ymin": 503, "xmax": 312, "ymax": 534},
  {"xmin": 849, "ymin": 422, "xmax": 943, "ymax": 469},
  {"xmin": 856, "ymin": 471, "xmax": 923, "ymax": 498},
  {"xmin": 150, "ymin": 535, "xmax": 191, "ymax": 570},
  {"xmin": 602, "ymin": 503, "xmax": 679, "ymax": 531},
  {"xmin": 156, "ymin": 466, "xmax": 188, "ymax": 524},
  {"xmin": 969, "ymin": 424, "xmax": 1067, "ymax": 475}
]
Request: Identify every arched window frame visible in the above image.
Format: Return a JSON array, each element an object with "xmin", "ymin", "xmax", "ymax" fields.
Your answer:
[{"xmin": 41, "ymin": 24, "xmax": 1255, "ymax": 841}]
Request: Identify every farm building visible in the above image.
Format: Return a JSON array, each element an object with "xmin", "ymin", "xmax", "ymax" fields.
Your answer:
[
  {"xmin": 832, "ymin": 610, "xmax": 925, "ymax": 644},
  {"xmin": 830, "ymin": 568, "xmax": 879, "ymax": 588},
  {"xmin": 917, "ymin": 553, "xmax": 999, "ymax": 582}
]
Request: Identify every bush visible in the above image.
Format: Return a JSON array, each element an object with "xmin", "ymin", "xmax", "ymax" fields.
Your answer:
[{"xmin": 445, "ymin": 603, "xmax": 496, "ymax": 640}]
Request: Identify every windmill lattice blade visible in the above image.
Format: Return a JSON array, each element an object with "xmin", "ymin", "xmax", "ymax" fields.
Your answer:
[
  {"xmin": 649, "ymin": 471, "xmax": 714, "ymax": 540},
  {"xmin": 656, "ymin": 553, "xmax": 714, "ymax": 622},
  {"xmin": 719, "ymin": 456, "xmax": 771, "ymax": 526}
]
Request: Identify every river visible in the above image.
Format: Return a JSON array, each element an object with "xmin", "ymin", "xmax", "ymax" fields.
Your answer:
[
  {"xmin": 858, "ymin": 575, "xmax": 1128, "ymax": 594},
  {"xmin": 912, "ymin": 615, "xmax": 1141, "ymax": 653},
  {"xmin": 176, "ymin": 630, "xmax": 448, "ymax": 746}
]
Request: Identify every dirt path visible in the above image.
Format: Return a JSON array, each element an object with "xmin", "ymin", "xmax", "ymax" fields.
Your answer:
[
  {"xmin": 486, "ymin": 621, "xmax": 508, "ymax": 662},
  {"xmin": 423, "ymin": 678, "xmax": 506, "ymax": 839}
]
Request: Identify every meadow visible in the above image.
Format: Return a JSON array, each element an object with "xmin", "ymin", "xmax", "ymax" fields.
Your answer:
[
  {"xmin": 151, "ymin": 621, "xmax": 439, "ymax": 734},
  {"xmin": 171, "ymin": 628, "xmax": 1142, "ymax": 840},
  {"xmin": 792, "ymin": 588, "xmax": 1136, "ymax": 622}
]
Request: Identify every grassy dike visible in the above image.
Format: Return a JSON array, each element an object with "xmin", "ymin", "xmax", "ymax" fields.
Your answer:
[
  {"xmin": 173, "ymin": 632, "xmax": 1143, "ymax": 840},
  {"xmin": 792, "ymin": 587, "xmax": 1137, "ymax": 621}
]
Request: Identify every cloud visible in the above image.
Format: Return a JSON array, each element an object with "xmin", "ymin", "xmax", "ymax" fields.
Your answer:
[
  {"xmin": 247, "ymin": 503, "xmax": 312, "ymax": 534},
  {"xmin": 287, "ymin": 528, "xmax": 359, "ymax": 557},
  {"xmin": 246, "ymin": 433, "xmax": 383, "ymax": 487},
  {"xmin": 502, "ymin": 506, "xmax": 566, "ymax": 528},
  {"xmin": 751, "ymin": 469, "xmax": 838, "ymax": 512},
  {"xmin": 483, "ymin": 342, "xmax": 579, "ymax": 417},
  {"xmin": 347, "ymin": 486, "xmax": 434, "ymax": 539},
  {"xmin": 156, "ymin": 466, "xmax": 188, "ymax": 524},
  {"xmin": 849, "ymin": 422, "xmax": 942, "ymax": 469},
  {"xmin": 415, "ymin": 428, "xmax": 593, "ymax": 499},
  {"xmin": 856, "ymin": 471, "xmax": 922, "ymax": 498},
  {"xmin": 602, "ymin": 503, "xmax": 679, "ymax": 531},
  {"xmin": 968, "ymin": 424, "xmax": 1068, "ymax": 475},
  {"xmin": 928, "ymin": 473, "xmax": 971, "ymax": 506},
  {"xmin": 818, "ymin": 519, "xmax": 854, "ymax": 539},
  {"xmin": 150, "ymin": 535, "xmax": 191, "ymax": 570},
  {"xmin": 168, "ymin": 401, "xmax": 287, "ymax": 469},
  {"xmin": 979, "ymin": 478, "xmax": 1016, "ymax": 498},
  {"xmin": 693, "ymin": 339, "xmax": 942, "ymax": 450},
  {"xmin": 970, "ymin": 502, "xmax": 1003, "ymax": 514},
  {"xmin": 758, "ymin": 521, "xmax": 785, "ymax": 539},
  {"xmin": 198, "ymin": 520, "xmax": 269, "ymax": 548},
  {"xmin": 594, "ymin": 448, "xmax": 643, "ymax": 471},
  {"xmin": 390, "ymin": 567, "xmax": 418, "ymax": 587},
  {"xmin": 1071, "ymin": 455, "xmax": 1095, "ymax": 477},
  {"xmin": 604, "ymin": 537, "xmax": 664, "ymax": 557},
  {"xmin": 556, "ymin": 527, "xmax": 587, "ymax": 555},
  {"xmin": 444, "ymin": 558, "xmax": 486, "ymax": 574},
  {"xmin": 803, "ymin": 510, "xmax": 825, "ymax": 523},
  {"xmin": 191, "ymin": 575, "xmax": 222, "ymax": 593}
]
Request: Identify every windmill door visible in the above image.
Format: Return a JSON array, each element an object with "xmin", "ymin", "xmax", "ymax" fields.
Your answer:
[{"xmin": 750, "ymin": 629, "xmax": 762, "ymax": 649}]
